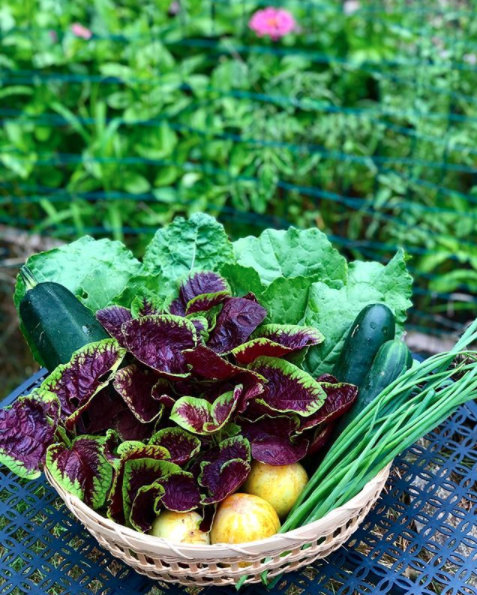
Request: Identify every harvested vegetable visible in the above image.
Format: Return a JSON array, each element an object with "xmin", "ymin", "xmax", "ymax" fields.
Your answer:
[
  {"xmin": 6, "ymin": 214, "xmax": 416, "ymax": 543},
  {"xmin": 333, "ymin": 338, "xmax": 413, "ymax": 437},
  {"xmin": 332, "ymin": 304, "xmax": 395, "ymax": 386},
  {"xmin": 253, "ymin": 320, "xmax": 477, "ymax": 587},
  {"xmin": 243, "ymin": 461, "xmax": 308, "ymax": 518},
  {"xmin": 210, "ymin": 493, "xmax": 280, "ymax": 545},
  {"xmin": 150, "ymin": 511, "xmax": 210, "ymax": 545},
  {"xmin": 19, "ymin": 267, "xmax": 109, "ymax": 371}
]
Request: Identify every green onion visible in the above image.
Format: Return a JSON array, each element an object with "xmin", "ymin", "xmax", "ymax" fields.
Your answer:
[{"xmin": 236, "ymin": 319, "xmax": 477, "ymax": 590}]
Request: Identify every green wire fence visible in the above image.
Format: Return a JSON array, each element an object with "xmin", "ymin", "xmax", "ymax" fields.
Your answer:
[{"xmin": 1, "ymin": 0, "xmax": 477, "ymax": 340}]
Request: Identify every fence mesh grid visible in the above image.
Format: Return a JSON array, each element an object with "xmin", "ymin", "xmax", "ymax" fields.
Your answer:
[{"xmin": 1, "ymin": 0, "xmax": 477, "ymax": 339}]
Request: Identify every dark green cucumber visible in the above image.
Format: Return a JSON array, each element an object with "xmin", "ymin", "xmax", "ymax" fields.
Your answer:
[
  {"xmin": 19, "ymin": 267, "xmax": 109, "ymax": 372},
  {"xmin": 332, "ymin": 303, "xmax": 395, "ymax": 386},
  {"xmin": 334, "ymin": 339, "xmax": 413, "ymax": 436}
]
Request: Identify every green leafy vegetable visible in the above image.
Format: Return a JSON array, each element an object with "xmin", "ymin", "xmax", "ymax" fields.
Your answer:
[
  {"xmin": 303, "ymin": 250, "xmax": 413, "ymax": 377},
  {"xmin": 233, "ymin": 227, "xmax": 347, "ymax": 287},
  {"xmin": 143, "ymin": 213, "xmax": 235, "ymax": 285}
]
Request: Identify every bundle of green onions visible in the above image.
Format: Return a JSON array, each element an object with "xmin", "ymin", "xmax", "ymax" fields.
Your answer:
[{"xmin": 238, "ymin": 319, "xmax": 477, "ymax": 590}]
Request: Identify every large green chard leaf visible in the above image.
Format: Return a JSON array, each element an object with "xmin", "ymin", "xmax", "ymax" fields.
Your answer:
[
  {"xmin": 220, "ymin": 263, "xmax": 265, "ymax": 297},
  {"xmin": 260, "ymin": 275, "xmax": 321, "ymax": 324},
  {"xmin": 233, "ymin": 227, "xmax": 347, "ymax": 287},
  {"xmin": 14, "ymin": 236, "xmax": 141, "ymax": 313},
  {"xmin": 143, "ymin": 213, "xmax": 235, "ymax": 284},
  {"xmin": 304, "ymin": 250, "xmax": 413, "ymax": 377}
]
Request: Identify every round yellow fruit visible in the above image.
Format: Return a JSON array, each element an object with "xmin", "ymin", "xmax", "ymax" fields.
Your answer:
[
  {"xmin": 210, "ymin": 493, "xmax": 280, "ymax": 545},
  {"xmin": 243, "ymin": 461, "xmax": 308, "ymax": 518},
  {"xmin": 149, "ymin": 511, "xmax": 210, "ymax": 545}
]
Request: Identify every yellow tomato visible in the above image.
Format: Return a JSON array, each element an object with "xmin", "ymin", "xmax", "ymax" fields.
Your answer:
[
  {"xmin": 243, "ymin": 461, "xmax": 308, "ymax": 518},
  {"xmin": 149, "ymin": 511, "xmax": 210, "ymax": 545},
  {"xmin": 210, "ymin": 493, "xmax": 280, "ymax": 545}
]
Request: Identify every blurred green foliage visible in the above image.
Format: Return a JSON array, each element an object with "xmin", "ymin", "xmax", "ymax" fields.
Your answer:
[{"xmin": 1, "ymin": 0, "xmax": 477, "ymax": 335}]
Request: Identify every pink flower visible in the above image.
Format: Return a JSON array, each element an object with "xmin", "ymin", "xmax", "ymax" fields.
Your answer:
[
  {"xmin": 344, "ymin": 1, "xmax": 360, "ymax": 15},
  {"xmin": 249, "ymin": 7, "xmax": 296, "ymax": 41},
  {"xmin": 49, "ymin": 30, "xmax": 58, "ymax": 42},
  {"xmin": 71, "ymin": 23, "xmax": 93, "ymax": 40}
]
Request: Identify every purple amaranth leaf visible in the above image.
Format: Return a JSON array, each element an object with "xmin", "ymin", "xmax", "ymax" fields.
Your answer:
[
  {"xmin": 183, "ymin": 346, "xmax": 265, "ymax": 414},
  {"xmin": 158, "ymin": 472, "xmax": 202, "ymax": 512},
  {"xmin": 107, "ymin": 443, "xmax": 176, "ymax": 526},
  {"xmin": 186, "ymin": 316, "xmax": 209, "ymax": 343},
  {"xmin": 0, "ymin": 393, "xmax": 60, "ymax": 479},
  {"xmin": 79, "ymin": 388, "xmax": 156, "ymax": 442},
  {"xmin": 122, "ymin": 458, "xmax": 181, "ymax": 528},
  {"xmin": 96, "ymin": 306, "xmax": 132, "ymax": 343},
  {"xmin": 199, "ymin": 504, "xmax": 217, "ymax": 533},
  {"xmin": 151, "ymin": 379, "xmax": 176, "ymax": 409},
  {"xmin": 129, "ymin": 481, "xmax": 165, "ymax": 532},
  {"xmin": 240, "ymin": 415, "xmax": 309, "ymax": 465},
  {"xmin": 201, "ymin": 460, "xmax": 251, "ymax": 505},
  {"xmin": 122, "ymin": 315, "xmax": 197, "ymax": 378},
  {"xmin": 232, "ymin": 324, "xmax": 324, "ymax": 365},
  {"xmin": 170, "ymin": 386, "xmax": 242, "ymax": 435},
  {"xmin": 207, "ymin": 295, "xmax": 267, "ymax": 354},
  {"xmin": 297, "ymin": 374, "xmax": 358, "ymax": 433},
  {"xmin": 113, "ymin": 365, "xmax": 163, "ymax": 423},
  {"xmin": 307, "ymin": 423, "xmax": 335, "ymax": 456},
  {"xmin": 170, "ymin": 271, "xmax": 230, "ymax": 316},
  {"xmin": 45, "ymin": 433, "xmax": 115, "ymax": 509},
  {"xmin": 183, "ymin": 345, "xmax": 243, "ymax": 380},
  {"xmin": 41, "ymin": 339, "xmax": 126, "ymax": 429},
  {"xmin": 248, "ymin": 356, "xmax": 326, "ymax": 417},
  {"xmin": 149, "ymin": 427, "xmax": 201, "ymax": 465},
  {"xmin": 131, "ymin": 293, "xmax": 163, "ymax": 318},
  {"xmin": 197, "ymin": 436, "xmax": 251, "ymax": 504}
]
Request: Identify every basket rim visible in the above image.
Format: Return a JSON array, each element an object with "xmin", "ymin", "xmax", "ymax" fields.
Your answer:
[{"xmin": 45, "ymin": 462, "xmax": 391, "ymax": 552}]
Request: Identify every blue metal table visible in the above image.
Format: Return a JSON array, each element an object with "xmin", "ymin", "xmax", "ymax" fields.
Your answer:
[{"xmin": 1, "ymin": 369, "xmax": 476, "ymax": 595}]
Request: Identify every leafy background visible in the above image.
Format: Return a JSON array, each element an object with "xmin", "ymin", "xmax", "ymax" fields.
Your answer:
[{"xmin": 1, "ymin": 0, "xmax": 476, "ymax": 396}]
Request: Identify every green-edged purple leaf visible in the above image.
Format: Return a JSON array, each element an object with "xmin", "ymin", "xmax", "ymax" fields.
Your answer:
[
  {"xmin": 107, "ymin": 443, "xmax": 173, "ymax": 525},
  {"xmin": 298, "ymin": 373, "xmax": 358, "ymax": 432},
  {"xmin": 151, "ymin": 380, "xmax": 176, "ymax": 410},
  {"xmin": 232, "ymin": 324, "xmax": 324, "ymax": 365},
  {"xmin": 232, "ymin": 338, "xmax": 291, "ymax": 365},
  {"xmin": 0, "ymin": 393, "xmax": 60, "ymax": 479},
  {"xmin": 183, "ymin": 346, "xmax": 265, "ymax": 414},
  {"xmin": 158, "ymin": 472, "xmax": 202, "ymax": 512},
  {"xmin": 130, "ymin": 482, "xmax": 165, "ymax": 532},
  {"xmin": 170, "ymin": 386, "xmax": 241, "ymax": 435},
  {"xmin": 79, "ymin": 388, "xmax": 156, "ymax": 442},
  {"xmin": 170, "ymin": 271, "xmax": 230, "ymax": 316},
  {"xmin": 258, "ymin": 324, "xmax": 324, "ymax": 348},
  {"xmin": 113, "ymin": 365, "xmax": 163, "ymax": 423},
  {"xmin": 183, "ymin": 346, "xmax": 243, "ymax": 380},
  {"xmin": 248, "ymin": 356, "xmax": 326, "ymax": 417},
  {"xmin": 149, "ymin": 427, "xmax": 200, "ymax": 465},
  {"xmin": 186, "ymin": 291, "xmax": 229, "ymax": 315},
  {"xmin": 240, "ymin": 416, "xmax": 309, "ymax": 465},
  {"xmin": 201, "ymin": 459, "xmax": 251, "ymax": 505},
  {"xmin": 207, "ymin": 295, "xmax": 267, "ymax": 354},
  {"xmin": 186, "ymin": 316, "xmax": 209, "ymax": 343},
  {"xmin": 122, "ymin": 315, "xmax": 197, "ymax": 377},
  {"xmin": 122, "ymin": 459, "xmax": 181, "ymax": 528},
  {"xmin": 45, "ymin": 434, "xmax": 114, "ymax": 509},
  {"xmin": 308, "ymin": 424, "xmax": 335, "ymax": 456},
  {"xmin": 131, "ymin": 293, "xmax": 163, "ymax": 318},
  {"xmin": 41, "ymin": 339, "xmax": 126, "ymax": 428},
  {"xmin": 96, "ymin": 306, "xmax": 132, "ymax": 342},
  {"xmin": 197, "ymin": 436, "xmax": 251, "ymax": 504}
]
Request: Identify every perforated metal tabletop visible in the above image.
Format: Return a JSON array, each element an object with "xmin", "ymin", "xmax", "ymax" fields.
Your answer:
[{"xmin": 1, "ymin": 369, "xmax": 476, "ymax": 595}]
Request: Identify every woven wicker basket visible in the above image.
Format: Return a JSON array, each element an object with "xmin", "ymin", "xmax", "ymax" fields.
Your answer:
[{"xmin": 45, "ymin": 463, "xmax": 391, "ymax": 586}]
